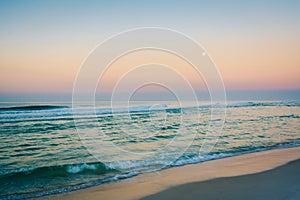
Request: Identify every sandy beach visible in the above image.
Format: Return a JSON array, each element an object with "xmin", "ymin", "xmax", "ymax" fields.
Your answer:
[
  {"xmin": 142, "ymin": 157, "xmax": 300, "ymax": 200},
  {"xmin": 41, "ymin": 146, "xmax": 300, "ymax": 200}
]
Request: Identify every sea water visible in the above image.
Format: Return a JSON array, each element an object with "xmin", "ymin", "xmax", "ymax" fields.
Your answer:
[{"xmin": 0, "ymin": 101, "xmax": 299, "ymax": 199}]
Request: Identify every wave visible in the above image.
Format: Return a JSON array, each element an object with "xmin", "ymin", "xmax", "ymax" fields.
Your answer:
[
  {"xmin": 2, "ymin": 142, "xmax": 300, "ymax": 200},
  {"xmin": 0, "ymin": 162, "xmax": 111, "ymax": 177},
  {"xmin": 226, "ymin": 101, "xmax": 292, "ymax": 107},
  {"xmin": 0, "ymin": 105, "xmax": 69, "ymax": 111},
  {"xmin": 200, "ymin": 101, "xmax": 300, "ymax": 108},
  {"xmin": 0, "ymin": 104, "xmax": 168, "ymax": 123},
  {"xmin": 4, "ymin": 141, "xmax": 300, "ymax": 179},
  {"xmin": 0, "ymin": 162, "xmax": 116, "ymax": 199},
  {"xmin": 172, "ymin": 142, "xmax": 300, "ymax": 168},
  {"xmin": 0, "ymin": 101, "xmax": 298, "ymax": 124},
  {"xmin": 1, "ymin": 171, "xmax": 140, "ymax": 200}
]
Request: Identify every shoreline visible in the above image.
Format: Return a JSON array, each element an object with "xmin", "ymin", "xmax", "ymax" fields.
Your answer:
[
  {"xmin": 142, "ymin": 158, "xmax": 300, "ymax": 200},
  {"xmin": 41, "ymin": 146, "xmax": 300, "ymax": 200}
]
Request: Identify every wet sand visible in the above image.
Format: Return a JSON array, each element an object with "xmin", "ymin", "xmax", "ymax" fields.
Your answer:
[
  {"xmin": 43, "ymin": 146, "xmax": 300, "ymax": 200},
  {"xmin": 142, "ymin": 159, "xmax": 300, "ymax": 200}
]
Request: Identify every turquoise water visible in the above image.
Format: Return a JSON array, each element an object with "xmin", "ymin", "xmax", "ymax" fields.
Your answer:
[{"xmin": 0, "ymin": 101, "xmax": 300, "ymax": 199}]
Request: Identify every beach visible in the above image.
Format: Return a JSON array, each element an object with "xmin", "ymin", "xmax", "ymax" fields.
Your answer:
[
  {"xmin": 1, "ymin": 1, "xmax": 300, "ymax": 199},
  {"xmin": 1, "ymin": 101, "xmax": 299, "ymax": 198},
  {"xmin": 43, "ymin": 146, "xmax": 300, "ymax": 200}
]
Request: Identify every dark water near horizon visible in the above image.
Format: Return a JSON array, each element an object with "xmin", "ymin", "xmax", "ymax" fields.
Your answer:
[{"xmin": 0, "ymin": 101, "xmax": 299, "ymax": 199}]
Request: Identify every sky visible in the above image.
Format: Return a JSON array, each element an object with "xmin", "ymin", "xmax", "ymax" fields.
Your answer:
[{"xmin": 0, "ymin": 0, "xmax": 299, "ymax": 101}]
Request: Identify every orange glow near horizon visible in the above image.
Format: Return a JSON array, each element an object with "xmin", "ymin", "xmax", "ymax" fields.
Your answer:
[
  {"xmin": 1, "ymin": 43, "xmax": 298, "ymax": 94},
  {"xmin": 97, "ymin": 49, "xmax": 206, "ymax": 93}
]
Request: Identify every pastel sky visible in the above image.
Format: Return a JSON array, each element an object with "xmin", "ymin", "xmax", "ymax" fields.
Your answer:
[{"xmin": 0, "ymin": 0, "xmax": 299, "ymax": 100}]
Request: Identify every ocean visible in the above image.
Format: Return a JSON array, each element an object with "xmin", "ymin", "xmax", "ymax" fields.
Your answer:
[{"xmin": 0, "ymin": 101, "xmax": 299, "ymax": 199}]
